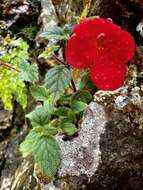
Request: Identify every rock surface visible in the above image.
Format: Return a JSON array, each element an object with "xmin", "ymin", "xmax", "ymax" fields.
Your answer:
[
  {"xmin": 34, "ymin": 1, "xmax": 143, "ymax": 189},
  {"xmin": 1, "ymin": 0, "xmax": 143, "ymax": 190},
  {"xmin": 38, "ymin": 69, "xmax": 143, "ymax": 189}
]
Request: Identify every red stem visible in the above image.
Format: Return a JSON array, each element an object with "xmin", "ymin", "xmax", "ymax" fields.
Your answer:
[
  {"xmin": 0, "ymin": 61, "xmax": 20, "ymax": 72},
  {"xmin": 53, "ymin": 54, "xmax": 66, "ymax": 66}
]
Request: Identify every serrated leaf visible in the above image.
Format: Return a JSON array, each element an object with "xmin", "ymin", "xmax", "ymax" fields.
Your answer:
[
  {"xmin": 41, "ymin": 126, "xmax": 58, "ymax": 136},
  {"xmin": 38, "ymin": 45, "xmax": 59, "ymax": 59},
  {"xmin": 58, "ymin": 94, "xmax": 72, "ymax": 106},
  {"xmin": 29, "ymin": 126, "xmax": 58, "ymax": 136},
  {"xmin": 60, "ymin": 117, "xmax": 74, "ymax": 125},
  {"xmin": 34, "ymin": 136, "xmax": 60, "ymax": 177},
  {"xmin": 71, "ymin": 101, "xmax": 87, "ymax": 114},
  {"xmin": 54, "ymin": 107, "xmax": 70, "ymax": 116},
  {"xmin": 30, "ymin": 85, "xmax": 49, "ymax": 101},
  {"xmin": 45, "ymin": 66, "xmax": 71, "ymax": 100},
  {"xmin": 20, "ymin": 128, "xmax": 41, "ymax": 158},
  {"xmin": 26, "ymin": 106, "xmax": 50, "ymax": 127},
  {"xmin": 19, "ymin": 59, "xmax": 38, "ymax": 82},
  {"xmin": 41, "ymin": 25, "xmax": 71, "ymax": 41},
  {"xmin": 48, "ymin": 119, "xmax": 59, "ymax": 128},
  {"xmin": 61, "ymin": 122, "xmax": 78, "ymax": 136},
  {"xmin": 71, "ymin": 90, "xmax": 92, "ymax": 103},
  {"xmin": 20, "ymin": 128, "xmax": 61, "ymax": 177},
  {"xmin": 43, "ymin": 96, "xmax": 55, "ymax": 115}
]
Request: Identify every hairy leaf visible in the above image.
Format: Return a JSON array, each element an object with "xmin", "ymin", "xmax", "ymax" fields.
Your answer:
[
  {"xmin": 20, "ymin": 128, "xmax": 41, "ymax": 158},
  {"xmin": 30, "ymin": 85, "xmax": 49, "ymax": 101},
  {"xmin": 60, "ymin": 122, "xmax": 78, "ymax": 136},
  {"xmin": 43, "ymin": 96, "xmax": 55, "ymax": 115},
  {"xmin": 41, "ymin": 25, "xmax": 71, "ymax": 41},
  {"xmin": 54, "ymin": 107, "xmax": 70, "ymax": 116},
  {"xmin": 71, "ymin": 101, "xmax": 87, "ymax": 114},
  {"xmin": 38, "ymin": 45, "xmax": 59, "ymax": 59},
  {"xmin": 34, "ymin": 136, "xmax": 60, "ymax": 177},
  {"xmin": 58, "ymin": 94, "xmax": 72, "ymax": 105},
  {"xmin": 41, "ymin": 126, "xmax": 58, "ymax": 136},
  {"xmin": 26, "ymin": 106, "xmax": 50, "ymax": 127},
  {"xmin": 19, "ymin": 59, "xmax": 38, "ymax": 82},
  {"xmin": 20, "ymin": 128, "xmax": 60, "ymax": 177},
  {"xmin": 45, "ymin": 66, "xmax": 71, "ymax": 99}
]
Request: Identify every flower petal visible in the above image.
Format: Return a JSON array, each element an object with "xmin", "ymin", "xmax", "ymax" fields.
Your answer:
[
  {"xmin": 89, "ymin": 61, "xmax": 127, "ymax": 90},
  {"xmin": 116, "ymin": 30, "xmax": 136, "ymax": 64},
  {"xmin": 72, "ymin": 18, "xmax": 135, "ymax": 65},
  {"xmin": 73, "ymin": 18, "xmax": 121, "ymax": 38},
  {"xmin": 66, "ymin": 35, "xmax": 96, "ymax": 69}
]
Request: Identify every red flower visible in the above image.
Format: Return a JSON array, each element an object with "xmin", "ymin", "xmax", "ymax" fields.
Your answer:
[
  {"xmin": 89, "ymin": 60, "xmax": 127, "ymax": 90},
  {"xmin": 65, "ymin": 18, "xmax": 135, "ymax": 90}
]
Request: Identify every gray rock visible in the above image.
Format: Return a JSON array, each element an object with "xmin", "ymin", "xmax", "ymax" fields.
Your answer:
[
  {"xmin": 38, "ymin": 77, "xmax": 143, "ymax": 189},
  {"xmin": 57, "ymin": 102, "xmax": 106, "ymax": 178}
]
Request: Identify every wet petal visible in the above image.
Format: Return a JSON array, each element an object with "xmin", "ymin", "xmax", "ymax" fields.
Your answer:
[
  {"xmin": 65, "ymin": 35, "xmax": 96, "ymax": 69},
  {"xmin": 89, "ymin": 61, "xmax": 127, "ymax": 90}
]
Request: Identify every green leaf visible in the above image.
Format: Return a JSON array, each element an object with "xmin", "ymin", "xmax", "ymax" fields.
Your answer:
[
  {"xmin": 38, "ymin": 45, "xmax": 59, "ymax": 59},
  {"xmin": 41, "ymin": 126, "xmax": 58, "ymax": 136},
  {"xmin": 60, "ymin": 117, "xmax": 74, "ymax": 125},
  {"xmin": 71, "ymin": 101, "xmax": 87, "ymax": 114},
  {"xmin": 41, "ymin": 25, "xmax": 71, "ymax": 41},
  {"xmin": 54, "ymin": 107, "xmax": 70, "ymax": 116},
  {"xmin": 26, "ymin": 106, "xmax": 50, "ymax": 127},
  {"xmin": 0, "ymin": 36, "xmax": 28, "ymax": 110},
  {"xmin": 45, "ymin": 66, "xmax": 71, "ymax": 100},
  {"xmin": 20, "ymin": 128, "xmax": 41, "ymax": 158},
  {"xmin": 10, "ymin": 38, "xmax": 29, "ymax": 50},
  {"xmin": 71, "ymin": 90, "xmax": 92, "ymax": 103},
  {"xmin": 34, "ymin": 136, "xmax": 60, "ymax": 177},
  {"xmin": 48, "ymin": 119, "xmax": 59, "ymax": 128},
  {"xmin": 68, "ymin": 110, "xmax": 76, "ymax": 122},
  {"xmin": 30, "ymin": 85, "xmax": 49, "ymax": 101},
  {"xmin": 43, "ymin": 96, "xmax": 55, "ymax": 115},
  {"xmin": 58, "ymin": 94, "xmax": 72, "ymax": 106},
  {"xmin": 19, "ymin": 59, "xmax": 38, "ymax": 82},
  {"xmin": 60, "ymin": 122, "xmax": 78, "ymax": 136},
  {"xmin": 20, "ymin": 128, "xmax": 61, "ymax": 177}
]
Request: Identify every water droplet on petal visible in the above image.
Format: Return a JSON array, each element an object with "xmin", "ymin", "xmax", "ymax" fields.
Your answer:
[{"xmin": 107, "ymin": 18, "xmax": 113, "ymax": 23}]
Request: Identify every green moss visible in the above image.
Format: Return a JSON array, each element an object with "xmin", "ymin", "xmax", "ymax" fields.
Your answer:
[{"xmin": 21, "ymin": 23, "xmax": 38, "ymax": 39}]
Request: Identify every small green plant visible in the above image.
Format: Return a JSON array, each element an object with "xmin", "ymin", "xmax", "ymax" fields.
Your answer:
[
  {"xmin": 20, "ymin": 24, "xmax": 94, "ymax": 178},
  {"xmin": 0, "ymin": 35, "xmax": 29, "ymax": 110}
]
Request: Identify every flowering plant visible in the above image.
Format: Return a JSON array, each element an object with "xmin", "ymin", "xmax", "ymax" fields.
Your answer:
[
  {"xmin": 19, "ymin": 17, "xmax": 136, "ymax": 179},
  {"xmin": 66, "ymin": 18, "xmax": 135, "ymax": 90}
]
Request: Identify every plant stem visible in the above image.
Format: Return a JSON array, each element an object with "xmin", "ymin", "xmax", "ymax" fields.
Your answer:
[
  {"xmin": 71, "ymin": 79, "xmax": 77, "ymax": 92},
  {"xmin": 53, "ymin": 54, "xmax": 66, "ymax": 66},
  {"xmin": 0, "ymin": 61, "xmax": 20, "ymax": 72}
]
